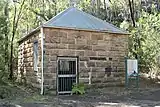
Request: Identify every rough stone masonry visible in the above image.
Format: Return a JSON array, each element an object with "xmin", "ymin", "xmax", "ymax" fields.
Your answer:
[
  {"xmin": 42, "ymin": 27, "xmax": 128, "ymax": 89},
  {"xmin": 18, "ymin": 27, "xmax": 128, "ymax": 89}
]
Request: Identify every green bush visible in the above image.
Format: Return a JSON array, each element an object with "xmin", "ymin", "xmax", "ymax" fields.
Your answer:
[
  {"xmin": 120, "ymin": 9, "xmax": 160, "ymax": 73},
  {"xmin": 72, "ymin": 83, "xmax": 85, "ymax": 95}
]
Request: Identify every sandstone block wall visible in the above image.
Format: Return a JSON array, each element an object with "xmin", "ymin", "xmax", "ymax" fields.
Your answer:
[
  {"xmin": 43, "ymin": 27, "xmax": 128, "ymax": 89},
  {"xmin": 18, "ymin": 32, "xmax": 42, "ymax": 88}
]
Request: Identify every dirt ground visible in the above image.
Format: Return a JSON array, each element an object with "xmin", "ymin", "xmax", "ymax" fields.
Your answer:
[{"xmin": 0, "ymin": 78, "xmax": 160, "ymax": 107}]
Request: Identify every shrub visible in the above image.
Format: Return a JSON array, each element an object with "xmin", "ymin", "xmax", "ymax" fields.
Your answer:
[{"xmin": 72, "ymin": 83, "xmax": 85, "ymax": 95}]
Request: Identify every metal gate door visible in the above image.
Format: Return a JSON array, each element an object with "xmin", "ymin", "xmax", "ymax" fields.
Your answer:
[{"xmin": 57, "ymin": 57, "xmax": 78, "ymax": 94}]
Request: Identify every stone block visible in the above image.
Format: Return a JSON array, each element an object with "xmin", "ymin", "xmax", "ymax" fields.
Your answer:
[
  {"xmin": 68, "ymin": 31, "xmax": 90, "ymax": 40},
  {"xmin": 117, "ymin": 67, "xmax": 125, "ymax": 72},
  {"xmin": 91, "ymin": 78, "xmax": 102, "ymax": 83},
  {"xmin": 47, "ymin": 61, "xmax": 57, "ymax": 67},
  {"xmin": 104, "ymin": 34, "xmax": 112, "ymax": 41},
  {"xmin": 76, "ymin": 45, "xmax": 92, "ymax": 50},
  {"xmin": 79, "ymin": 72, "xmax": 89, "ymax": 78},
  {"xmin": 96, "ymin": 61, "xmax": 110, "ymax": 67},
  {"xmin": 59, "ymin": 31, "xmax": 68, "ymax": 38},
  {"xmin": 46, "ymin": 36, "xmax": 61, "ymax": 43},
  {"xmin": 112, "ymin": 72, "xmax": 125, "ymax": 77},
  {"xmin": 87, "ymin": 61, "xmax": 96, "ymax": 67},
  {"xmin": 76, "ymin": 39, "xmax": 86, "ymax": 44},
  {"xmin": 44, "ymin": 73, "xmax": 56, "ymax": 79},
  {"xmin": 61, "ymin": 38, "xmax": 75, "ymax": 44},
  {"xmin": 79, "ymin": 78, "xmax": 89, "ymax": 83},
  {"xmin": 44, "ymin": 79, "xmax": 55, "ymax": 85},
  {"xmin": 96, "ymin": 72, "xmax": 105, "ymax": 78},
  {"xmin": 80, "ymin": 67, "xmax": 90, "ymax": 73},
  {"xmin": 59, "ymin": 50, "xmax": 76, "ymax": 56},
  {"xmin": 79, "ymin": 56, "xmax": 89, "ymax": 61},
  {"xmin": 67, "ymin": 30, "xmax": 79, "ymax": 38},
  {"xmin": 91, "ymin": 67, "xmax": 105, "ymax": 72},
  {"xmin": 26, "ymin": 72, "xmax": 34, "ymax": 76},
  {"xmin": 51, "ymin": 37, "xmax": 61, "ymax": 43},
  {"xmin": 68, "ymin": 44, "xmax": 76, "ymax": 49},
  {"xmin": 87, "ymin": 40, "xmax": 98, "ymax": 45},
  {"xmin": 97, "ymin": 51, "xmax": 107, "ymax": 56},
  {"xmin": 43, "ymin": 28, "xmax": 49, "ymax": 36},
  {"xmin": 91, "ymin": 33, "xmax": 103, "ymax": 40},
  {"xmin": 78, "ymin": 31, "xmax": 91, "ymax": 40},
  {"xmin": 49, "ymin": 56, "xmax": 57, "ymax": 61},
  {"xmin": 50, "ymin": 50, "xmax": 59, "ymax": 55},
  {"xmin": 44, "ymin": 67, "xmax": 56, "ymax": 73},
  {"xmin": 49, "ymin": 30, "xmax": 59, "ymax": 37},
  {"xmin": 84, "ymin": 50, "xmax": 97, "ymax": 56},
  {"xmin": 114, "ymin": 52, "xmax": 125, "ymax": 57},
  {"xmin": 91, "ymin": 72, "xmax": 97, "ymax": 78},
  {"xmin": 97, "ymin": 40, "xmax": 108, "ymax": 46},
  {"xmin": 27, "ymin": 53, "xmax": 33, "ymax": 57},
  {"xmin": 80, "ymin": 61, "xmax": 85, "ymax": 67},
  {"xmin": 45, "ymin": 43, "xmax": 67, "ymax": 49},
  {"xmin": 76, "ymin": 51, "xmax": 84, "ymax": 56},
  {"xmin": 26, "ymin": 67, "xmax": 33, "ymax": 71},
  {"xmin": 93, "ymin": 46, "xmax": 106, "ymax": 51},
  {"xmin": 27, "ymin": 57, "xmax": 33, "ymax": 62}
]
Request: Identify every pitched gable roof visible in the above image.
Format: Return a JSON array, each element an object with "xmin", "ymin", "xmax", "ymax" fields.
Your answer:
[
  {"xmin": 18, "ymin": 7, "xmax": 129, "ymax": 43},
  {"xmin": 43, "ymin": 7, "xmax": 128, "ymax": 34}
]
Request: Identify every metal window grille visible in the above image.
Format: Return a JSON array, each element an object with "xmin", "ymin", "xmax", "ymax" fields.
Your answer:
[{"xmin": 57, "ymin": 57, "xmax": 78, "ymax": 95}]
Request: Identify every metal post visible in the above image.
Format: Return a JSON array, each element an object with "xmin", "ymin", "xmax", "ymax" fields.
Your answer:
[{"xmin": 125, "ymin": 57, "xmax": 128, "ymax": 88}]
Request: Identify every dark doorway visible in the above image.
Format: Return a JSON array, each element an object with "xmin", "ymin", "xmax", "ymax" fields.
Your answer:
[{"xmin": 57, "ymin": 57, "xmax": 78, "ymax": 94}]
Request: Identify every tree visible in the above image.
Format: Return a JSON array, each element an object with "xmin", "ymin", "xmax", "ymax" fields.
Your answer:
[
  {"xmin": 0, "ymin": 0, "xmax": 9, "ymax": 79},
  {"xmin": 130, "ymin": 9, "xmax": 160, "ymax": 72},
  {"xmin": 9, "ymin": 0, "xmax": 26, "ymax": 79},
  {"xmin": 128, "ymin": 0, "xmax": 135, "ymax": 27},
  {"xmin": 4, "ymin": 1, "xmax": 9, "ymax": 74}
]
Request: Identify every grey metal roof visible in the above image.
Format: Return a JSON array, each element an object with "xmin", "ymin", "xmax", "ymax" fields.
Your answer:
[{"xmin": 43, "ymin": 7, "xmax": 128, "ymax": 34}]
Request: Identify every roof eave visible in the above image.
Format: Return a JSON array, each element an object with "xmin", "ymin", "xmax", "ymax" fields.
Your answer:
[
  {"xmin": 43, "ymin": 26, "xmax": 130, "ymax": 35},
  {"xmin": 17, "ymin": 26, "xmax": 41, "ymax": 43}
]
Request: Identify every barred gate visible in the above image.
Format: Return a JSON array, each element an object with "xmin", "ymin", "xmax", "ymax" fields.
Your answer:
[{"xmin": 57, "ymin": 57, "xmax": 78, "ymax": 94}]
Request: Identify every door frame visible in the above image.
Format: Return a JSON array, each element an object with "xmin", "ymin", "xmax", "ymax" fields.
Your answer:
[{"xmin": 56, "ymin": 56, "xmax": 79, "ymax": 95}]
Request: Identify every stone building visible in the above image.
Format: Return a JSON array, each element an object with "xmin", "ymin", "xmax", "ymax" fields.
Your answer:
[{"xmin": 18, "ymin": 7, "xmax": 129, "ymax": 94}]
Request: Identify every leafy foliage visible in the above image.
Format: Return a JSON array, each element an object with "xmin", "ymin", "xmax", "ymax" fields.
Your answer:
[
  {"xmin": 129, "ymin": 10, "xmax": 160, "ymax": 72},
  {"xmin": 0, "ymin": 0, "xmax": 9, "ymax": 78},
  {"xmin": 72, "ymin": 83, "xmax": 85, "ymax": 95}
]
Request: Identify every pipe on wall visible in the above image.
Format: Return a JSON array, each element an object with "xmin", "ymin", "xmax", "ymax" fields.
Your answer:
[{"xmin": 40, "ymin": 27, "xmax": 44, "ymax": 95}]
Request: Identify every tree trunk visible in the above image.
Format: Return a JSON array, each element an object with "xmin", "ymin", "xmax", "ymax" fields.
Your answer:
[
  {"xmin": 128, "ymin": 0, "xmax": 135, "ymax": 27},
  {"xmin": 128, "ymin": 0, "xmax": 138, "ymax": 59},
  {"xmin": 96, "ymin": 0, "xmax": 101, "ymax": 17},
  {"xmin": 9, "ymin": 0, "xmax": 25, "ymax": 80},
  {"xmin": 104, "ymin": 0, "xmax": 107, "ymax": 20},
  {"xmin": 54, "ymin": 1, "xmax": 57, "ymax": 16},
  {"xmin": 9, "ymin": 3, "xmax": 16, "ymax": 80},
  {"xmin": 9, "ymin": 42, "xmax": 14, "ymax": 79},
  {"xmin": 4, "ymin": 2, "xmax": 9, "ymax": 72}
]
